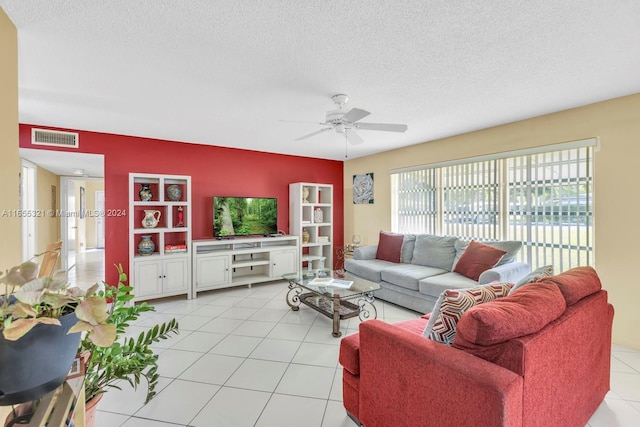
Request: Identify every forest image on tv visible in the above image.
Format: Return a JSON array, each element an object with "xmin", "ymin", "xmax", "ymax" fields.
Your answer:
[{"xmin": 213, "ymin": 197, "xmax": 278, "ymax": 237}]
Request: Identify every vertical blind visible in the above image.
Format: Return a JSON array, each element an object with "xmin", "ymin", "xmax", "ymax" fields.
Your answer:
[{"xmin": 391, "ymin": 144, "xmax": 593, "ymax": 271}]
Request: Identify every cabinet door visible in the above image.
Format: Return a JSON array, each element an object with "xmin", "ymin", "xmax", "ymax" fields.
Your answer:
[
  {"xmin": 271, "ymin": 249, "xmax": 298, "ymax": 278},
  {"xmin": 163, "ymin": 257, "xmax": 188, "ymax": 293},
  {"xmin": 133, "ymin": 259, "xmax": 163, "ymax": 297},
  {"xmin": 195, "ymin": 254, "xmax": 230, "ymax": 290}
]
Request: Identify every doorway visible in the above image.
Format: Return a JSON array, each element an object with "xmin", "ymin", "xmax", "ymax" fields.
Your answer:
[{"xmin": 60, "ymin": 176, "xmax": 105, "ymax": 287}]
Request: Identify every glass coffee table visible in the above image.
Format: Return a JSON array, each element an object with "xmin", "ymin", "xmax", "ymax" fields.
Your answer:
[{"xmin": 282, "ymin": 270, "xmax": 381, "ymax": 337}]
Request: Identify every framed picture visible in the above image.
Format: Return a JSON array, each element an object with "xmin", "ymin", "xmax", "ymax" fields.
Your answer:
[
  {"xmin": 67, "ymin": 354, "xmax": 86, "ymax": 379},
  {"xmin": 80, "ymin": 186, "xmax": 85, "ymax": 218},
  {"xmin": 353, "ymin": 173, "xmax": 374, "ymax": 204}
]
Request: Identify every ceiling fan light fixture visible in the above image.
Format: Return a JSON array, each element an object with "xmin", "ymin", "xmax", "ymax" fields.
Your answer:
[{"xmin": 335, "ymin": 124, "xmax": 346, "ymax": 134}]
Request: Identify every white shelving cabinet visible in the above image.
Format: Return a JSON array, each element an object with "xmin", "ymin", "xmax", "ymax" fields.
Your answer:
[
  {"xmin": 191, "ymin": 236, "xmax": 299, "ymax": 296},
  {"xmin": 289, "ymin": 182, "xmax": 333, "ymax": 271},
  {"xmin": 129, "ymin": 173, "xmax": 192, "ymax": 301}
]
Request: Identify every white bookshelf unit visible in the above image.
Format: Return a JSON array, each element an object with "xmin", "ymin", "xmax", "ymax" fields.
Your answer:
[
  {"xmin": 289, "ymin": 182, "xmax": 333, "ymax": 271},
  {"xmin": 129, "ymin": 173, "xmax": 192, "ymax": 301},
  {"xmin": 192, "ymin": 236, "xmax": 299, "ymax": 296}
]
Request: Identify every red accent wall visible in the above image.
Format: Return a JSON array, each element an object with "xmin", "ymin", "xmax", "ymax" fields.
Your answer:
[{"xmin": 19, "ymin": 124, "xmax": 344, "ymax": 285}]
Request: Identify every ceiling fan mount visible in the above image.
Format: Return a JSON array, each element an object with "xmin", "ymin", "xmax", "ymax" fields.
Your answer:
[{"xmin": 284, "ymin": 94, "xmax": 408, "ymax": 145}]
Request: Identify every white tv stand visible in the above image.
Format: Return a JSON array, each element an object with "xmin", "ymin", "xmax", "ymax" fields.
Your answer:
[{"xmin": 192, "ymin": 236, "xmax": 299, "ymax": 297}]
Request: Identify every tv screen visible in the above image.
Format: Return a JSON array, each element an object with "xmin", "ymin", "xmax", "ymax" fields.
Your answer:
[{"xmin": 213, "ymin": 196, "xmax": 278, "ymax": 237}]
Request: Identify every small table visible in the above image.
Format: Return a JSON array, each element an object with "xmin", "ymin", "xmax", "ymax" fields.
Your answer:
[{"xmin": 283, "ymin": 271, "xmax": 381, "ymax": 337}]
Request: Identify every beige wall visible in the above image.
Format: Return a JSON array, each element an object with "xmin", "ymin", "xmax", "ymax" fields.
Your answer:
[
  {"xmin": 35, "ymin": 166, "xmax": 60, "ymax": 255},
  {"xmin": 0, "ymin": 10, "xmax": 20, "ymax": 267},
  {"xmin": 344, "ymin": 93, "xmax": 640, "ymax": 350}
]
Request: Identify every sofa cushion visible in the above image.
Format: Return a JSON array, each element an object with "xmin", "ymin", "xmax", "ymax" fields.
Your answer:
[
  {"xmin": 423, "ymin": 282, "xmax": 513, "ymax": 345},
  {"xmin": 411, "ymin": 235, "xmax": 458, "ymax": 270},
  {"xmin": 381, "ymin": 264, "xmax": 447, "ymax": 291},
  {"xmin": 454, "ymin": 241, "xmax": 507, "ymax": 281},
  {"xmin": 509, "ymin": 265, "xmax": 554, "ymax": 294},
  {"xmin": 418, "ymin": 272, "xmax": 478, "ymax": 298},
  {"xmin": 541, "ymin": 266, "xmax": 602, "ymax": 306},
  {"xmin": 401, "ymin": 234, "xmax": 417, "ymax": 263},
  {"xmin": 339, "ymin": 316, "xmax": 429, "ymax": 376},
  {"xmin": 376, "ymin": 231, "xmax": 404, "ymax": 263},
  {"xmin": 344, "ymin": 258, "xmax": 396, "ymax": 283},
  {"xmin": 454, "ymin": 282, "xmax": 566, "ymax": 346}
]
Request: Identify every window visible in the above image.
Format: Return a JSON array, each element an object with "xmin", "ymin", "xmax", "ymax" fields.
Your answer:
[{"xmin": 391, "ymin": 141, "xmax": 594, "ymax": 271}]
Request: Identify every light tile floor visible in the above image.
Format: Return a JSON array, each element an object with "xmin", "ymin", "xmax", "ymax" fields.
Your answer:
[{"xmin": 88, "ymin": 279, "xmax": 640, "ymax": 426}]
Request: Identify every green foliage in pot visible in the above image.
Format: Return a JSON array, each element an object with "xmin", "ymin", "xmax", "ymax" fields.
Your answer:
[
  {"xmin": 1, "ymin": 258, "xmax": 116, "ymax": 347},
  {"xmin": 81, "ymin": 264, "xmax": 179, "ymax": 404}
]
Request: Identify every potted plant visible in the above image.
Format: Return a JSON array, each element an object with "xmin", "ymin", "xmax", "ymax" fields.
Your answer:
[
  {"xmin": 80, "ymin": 265, "xmax": 179, "ymax": 425},
  {"xmin": 0, "ymin": 257, "xmax": 117, "ymax": 406}
]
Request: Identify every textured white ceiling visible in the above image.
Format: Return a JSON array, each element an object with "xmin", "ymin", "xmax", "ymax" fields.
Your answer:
[{"xmin": 2, "ymin": 0, "xmax": 640, "ymax": 166}]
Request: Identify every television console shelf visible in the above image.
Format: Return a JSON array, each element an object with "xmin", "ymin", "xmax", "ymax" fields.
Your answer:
[{"xmin": 192, "ymin": 236, "xmax": 299, "ymax": 297}]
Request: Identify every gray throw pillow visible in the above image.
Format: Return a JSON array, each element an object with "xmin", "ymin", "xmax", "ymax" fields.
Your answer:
[
  {"xmin": 401, "ymin": 234, "xmax": 416, "ymax": 263},
  {"xmin": 411, "ymin": 235, "xmax": 458, "ymax": 270},
  {"xmin": 509, "ymin": 265, "xmax": 554, "ymax": 294}
]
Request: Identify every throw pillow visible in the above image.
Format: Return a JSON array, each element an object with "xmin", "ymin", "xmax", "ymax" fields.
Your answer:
[
  {"xmin": 423, "ymin": 282, "xmax": 513, "ymax": 345},
  {"xmin": 509, "ymin": 265, "xmax": 554, "ymax": 294},
  {"xmin": 375, "ymin": 231, "xmax": 404, "ymax": 263},
  {"xmin": 453, "ymin": 241, "xmax": 507, "ymax": 281},
  {"xmin": 400, "ymin": 234, "xmax": 417, "ymax": 263}
]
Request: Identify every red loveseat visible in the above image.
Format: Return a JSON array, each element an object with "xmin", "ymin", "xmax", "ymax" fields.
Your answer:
[{"xmin": 339, "ymin": 267, "xmax": 614, "ymax": 427}]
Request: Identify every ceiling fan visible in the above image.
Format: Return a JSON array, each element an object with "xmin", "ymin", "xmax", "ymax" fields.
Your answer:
[{"xmin": 285, "ymin": 94, "xmax": 408, "ymax": 145}]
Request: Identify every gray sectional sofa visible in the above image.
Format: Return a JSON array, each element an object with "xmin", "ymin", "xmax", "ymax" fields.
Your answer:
[{"xmin": 344, "ymin": 234, "xmax": 531, "ymax": 313}]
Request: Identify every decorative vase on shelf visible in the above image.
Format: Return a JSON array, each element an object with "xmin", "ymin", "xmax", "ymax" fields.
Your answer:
[
  {"xmin": 166, "ymin": 184, "xmax": 182, "ymax": 201},
  {"xmin": 314, "ymin": 207, "xmax": 323, "ymax": 223},
  {"xmin": 302, "ymin": 229, "xmax": 310, "ymax": 244},
  {"xmin": 138, "ymin": 184, "xmax": 152, "ymax": 201},
  {"xmin": 141, "ymin": 210, "xmax": 161, "ymax": 228},
  {"xmin": 302, "ymin": 186, "xmax": 310, "ymax": 203},
  {"xmin": 138, "ymin": 235, "xmax": 155, "ymax": 255},
  {"xmin": 176, "ymin": 206, "xmax": 185, "ymax": 227}
]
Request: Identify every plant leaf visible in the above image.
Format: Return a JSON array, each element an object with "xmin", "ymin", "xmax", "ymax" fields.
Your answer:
[
  {"xmin": 87, "ymin": 323, "xmax": 117, "ymax": 347},
  {"xmin": 3, "ymin": 317, "xmax": 60, "ymax": 340},
  {"xmin": 75, "ymin": 296, "xmax": 109, "ymax": 325}
]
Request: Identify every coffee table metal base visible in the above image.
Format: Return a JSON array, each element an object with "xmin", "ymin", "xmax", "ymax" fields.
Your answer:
[{"xmin": 286, "ymin": 284, "xmax": 377, "ymax": 337}]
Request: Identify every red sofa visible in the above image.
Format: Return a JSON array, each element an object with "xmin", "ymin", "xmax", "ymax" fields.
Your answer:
[{"xmin": 339, "ymin": 267, "xmax": 614, "ymax": 427}]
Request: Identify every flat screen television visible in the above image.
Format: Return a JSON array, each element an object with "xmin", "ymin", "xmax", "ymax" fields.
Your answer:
[{"xmin": 213, "ymin": 196, "xmax": 278, "ymax": 237}]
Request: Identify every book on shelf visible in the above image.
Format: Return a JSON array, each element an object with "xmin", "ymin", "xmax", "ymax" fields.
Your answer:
[{"xmin": 317, "ymin": 236, "xmax": 329, "ymax": 243}]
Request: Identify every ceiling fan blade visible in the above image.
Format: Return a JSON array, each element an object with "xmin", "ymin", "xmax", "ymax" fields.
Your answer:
[
  {"xmin": 294, "ymin": 127, "xmax": 332, "ymax": 141},
  {"xmin": 279, "ymin": 119, "xmax": 323, "ymax": 124},
  {"xmin": 346, "ymin": 129, "xmax": 364, "ymax": 145},
  {"xmin": 341, "ymin": 108, "xmax": 370, "ymax": 123},
  {"xmin": 355, "ymin": 122, "xmax": 408, "ymax": 132}
]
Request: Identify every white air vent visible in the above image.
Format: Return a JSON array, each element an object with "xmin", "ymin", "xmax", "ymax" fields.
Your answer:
[{"xmin": 31, "ymin": 129, "xmax": 79, "ymax": 148}]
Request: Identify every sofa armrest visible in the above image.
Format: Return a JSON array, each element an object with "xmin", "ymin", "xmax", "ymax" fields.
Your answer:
[
  {"xmin": 357, "ymin": 320, "xmax": 523, "ymax": 427},
  {"xmin": 478, "ymin": 261, "xmax": 531, "ymax": 285},
  {"xmin": 353, "ymin": 245, "xmax": 378, "ymax": 260}
]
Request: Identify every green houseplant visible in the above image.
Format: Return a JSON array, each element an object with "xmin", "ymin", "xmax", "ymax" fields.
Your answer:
[{"xmin": 80, "ymin": 264, "xmax": 179, "ymax": 410}]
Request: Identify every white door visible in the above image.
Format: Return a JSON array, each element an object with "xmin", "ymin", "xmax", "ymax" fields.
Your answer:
[
  {"xmin": 60, "ymin": 178, "xmax": 77, "ymax": 271},
  {"xmin": 95, "ymin": 190, "xmax": 105, "ymax": 248},
  {"xmin": 20, "ymin": 160, "xmax": 37, "ymax": 262}
]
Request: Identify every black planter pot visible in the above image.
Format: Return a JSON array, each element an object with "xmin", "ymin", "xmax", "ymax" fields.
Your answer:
[{"xmin": 0, "ymin": 312, "xmax": 81, "ymax": 406}]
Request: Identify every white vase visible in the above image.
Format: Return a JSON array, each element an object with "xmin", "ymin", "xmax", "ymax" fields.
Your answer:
[{"xmin": 314, "ymin": 208, "xmax": 323, "ymax": 223}]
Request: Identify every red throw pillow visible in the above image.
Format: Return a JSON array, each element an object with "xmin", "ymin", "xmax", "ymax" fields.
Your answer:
[
  {"xmin": 375, "ymin": 231, "xmax": 404, "ymax": 263},
  {"xmin": 454, "ymin": 240, "xmax": 507, "ymax": 281}
]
